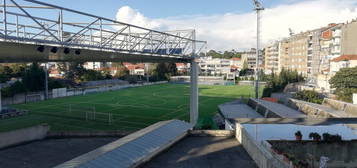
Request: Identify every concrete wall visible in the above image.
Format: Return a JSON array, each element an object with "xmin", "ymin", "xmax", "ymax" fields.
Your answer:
[
  {"xmin": 235, "ymin": 124, "xmax": 287, "ymax": 168},
  {"xmin": 2, "ymin": 81, "xmax": 167, "ymax": 106},
  {"xmin": 239, "ymin": 81, "xmax": 267, "ymax": 86},
  {"xmin": 189, "ymin": 130, "xmax": 234, "ymax": 137},
  {"xmin": 0, "ymin": 125, "xmax": 49, "ymax": 149}
]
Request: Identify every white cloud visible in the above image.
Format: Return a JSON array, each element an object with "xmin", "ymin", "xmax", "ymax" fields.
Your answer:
[
  {"xmin": 115, "ymin": 0, "xmax": 357, "ymax": 51},
  {"xmin": 115, "ymin": 6, "xmax": 161, "ymax": 29}
]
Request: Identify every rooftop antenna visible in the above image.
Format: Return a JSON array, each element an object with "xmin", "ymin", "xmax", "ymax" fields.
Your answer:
[
  {"xmin": 252, "ymin": 0, "xmax": 264, "ymax": 99},
  {"xmin": 289, "ymin": 28, "xmax": 295, "ymax": 36}
]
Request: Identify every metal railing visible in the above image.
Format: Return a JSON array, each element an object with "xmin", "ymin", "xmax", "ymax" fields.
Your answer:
[{"xmin": 0, "ymin": 0, "xmax": 206, "ymax": 58}]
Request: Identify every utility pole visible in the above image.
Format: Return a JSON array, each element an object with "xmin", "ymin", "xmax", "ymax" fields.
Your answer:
[{"xmin": 252, "ymin": 0, "xmax": 264, "ymax": 99}]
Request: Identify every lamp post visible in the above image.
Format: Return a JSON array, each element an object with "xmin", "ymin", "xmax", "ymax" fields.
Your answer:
[{"xmin": 252, "ymin": 0, "xmax": 264, "ymax": 99}]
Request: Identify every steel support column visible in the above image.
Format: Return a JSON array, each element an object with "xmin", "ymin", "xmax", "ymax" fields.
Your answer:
[
  {"xmin": 190, "ymin": 30, "xmax": 198, "ymax": 125},
  {"xmin": 44, "ymin": 63, "xmax": 48, "ymax": 100},
  {"xmin": 2, "ymin": 0, "xmax": 7, "ymax": 39}
]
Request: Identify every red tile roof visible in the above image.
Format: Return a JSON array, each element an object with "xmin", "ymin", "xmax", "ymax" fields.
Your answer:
[
  {"xmin": 176, "ymin": 63, "xmax": 185, "ymax": 67},
  {"xmin": 231, "ymin": 57, "xmax": 241, "ymax": 61},
  {"xmin": 231, "ymin": 65, "xmax": 239, "ymax": 69},
  {"xmin": 124, "ymin": 63, "xmax": 144, "ymax": 70},
  {"xmin": 331, "ymin": 55, "xmax": 357, "ymax": 62}
]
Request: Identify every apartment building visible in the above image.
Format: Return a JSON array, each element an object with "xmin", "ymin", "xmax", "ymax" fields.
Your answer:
[
  {"xmin": 84, "ymin": 62, "xmax": 111, "ymax": 70},
  {"xmin": 241, "ymin": 48, "xmax": 263, "ymax": 70},
  {"xmin": 341, "ymin": 20, "xmax": 357, "ymax": 55},
  {"xmin": 199, "ymin": 56, "xmax": 231, "ymax": 76},
  {"xmin": 176, "ymin": 63, "xmax": 190, "ymax": 74},
  {"xmin": 264, "ymin": 42, "xmax": 279, "ymax": 74},
  {"xmin": 286, "ymin": 31, "xmax": 309, "ymax": 76},
  {"xmin": 230, "ymin": 57, "xmax": 241, "ymax": 72},
  {"xmin": 278, "ymin": 39, "xmax": 290, "ymax": 72}
]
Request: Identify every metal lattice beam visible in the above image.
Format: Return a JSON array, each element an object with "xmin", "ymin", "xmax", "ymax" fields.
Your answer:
[{"xmin": 0, "ymin": 0, "xmax": 206, "ymax": 62}]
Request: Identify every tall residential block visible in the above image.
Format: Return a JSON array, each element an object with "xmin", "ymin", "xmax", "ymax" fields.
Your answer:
[{"xmin": 264, "ymin": 42, "xmax": 279, "ymax": 74}]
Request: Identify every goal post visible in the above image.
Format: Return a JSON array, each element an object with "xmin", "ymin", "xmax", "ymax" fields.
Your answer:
[{"xmin": 68, "ymin": 104, "xmax": 112, "ymax": 125}]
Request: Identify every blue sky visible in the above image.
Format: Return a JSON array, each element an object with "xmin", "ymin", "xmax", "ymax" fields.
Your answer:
[{"xmin": 44, "ymin": 0, "xmax": 294, "ymax": 19}]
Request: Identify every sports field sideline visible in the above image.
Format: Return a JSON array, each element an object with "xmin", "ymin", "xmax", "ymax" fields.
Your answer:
[{"xmin": 0, "ymin": 84, "xmax": 261, "ymax": 132}]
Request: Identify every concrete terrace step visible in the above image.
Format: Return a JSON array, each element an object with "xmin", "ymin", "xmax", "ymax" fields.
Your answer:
[
  {"xmin": 249, "ymin": 98, "xmax": 306, "ymax": 118},
  {"xmin": 218, "ymin": 101, "xmax": 263, "ymax": 119},
  {"xmin": 54, "ymin": 120, "xmax": 193, "ymax": 168}
]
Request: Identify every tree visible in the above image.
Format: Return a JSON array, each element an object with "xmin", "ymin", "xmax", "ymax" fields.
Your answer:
[
  {"xmin": 0, "ymin": 65, "xmax": 13, "ymax": 82},
  {"xmin": 113, "ymin": 62, "xmax": 129, "ymax": 78},
  {"xmin": 23, "ymin": 63, "xmax": 45, "ymax": 92},
  {"xmin": 101, "ymin": 67, "xmax": 113, "ymax": 79},
  {"xmin": 329, "ymin": 67, "xmax": 357, "ymax": 102},
  {"xmin": 206, "ymin": 49, "xmax": 241, "ymax": 59},
  {"xmin": 9, "ymin": 63, "xmax": 26, "ymax": 78},
  {"xmin": 82, "ymin": 69, "xmax": 104, "ymax": 81},
  {"xmin": 262, "ymin": 68, "xmax": 305, "ymax": 97},
  {"xmin": 153, "ymin": 63, "xmax": 177, "ymax": 80},
  {"xmin": 57, "ymin": 62, "xmax": 86, "ymax": 81}
]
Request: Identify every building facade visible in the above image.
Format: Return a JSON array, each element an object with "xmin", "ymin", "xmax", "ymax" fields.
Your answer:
[
  {"xmin": 286, "ymin": 31, "xmax": 309, "ymax": 76},
  {"xmin": 264, "ymin": 42, "xmax": 279, "ymax": 74},
  {"xmin": 241, "ymin": 48, "xmax": 263, "ymax": 70},
  {"xmin": 341, "ymin": 20, "xmax": 357, "ymax": 55},
  {"xmin": 199, "ymin": 56, "xmax": 231, "ymax": 76}
]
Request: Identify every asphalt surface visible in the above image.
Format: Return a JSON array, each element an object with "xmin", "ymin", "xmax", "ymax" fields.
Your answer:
[
  {"xmin": 0, "ymin": 137, "xmax": 119, "ymax": 168},
  {"xmin": 142, "ymin": 136, "xmax": 257, "ymax": 168}
]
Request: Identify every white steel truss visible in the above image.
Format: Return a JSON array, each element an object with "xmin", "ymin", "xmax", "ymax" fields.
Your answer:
[{"xmin": 0, "ymin": 0, "xmax": 206, "ymax": 59}]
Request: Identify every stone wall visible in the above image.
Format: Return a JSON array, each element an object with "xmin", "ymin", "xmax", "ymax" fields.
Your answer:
[
  {"xmin": 323, "ymin": 98, "xmax": 357, "ymax": 117},
  {"xmin": 287, "ymin": 99, "xmax": 333, "ymax": 118}
]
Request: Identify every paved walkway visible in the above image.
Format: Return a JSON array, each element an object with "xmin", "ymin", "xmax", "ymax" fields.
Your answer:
[
  {"xmin": 142, "ymin": 136, "xmax": 257, "ymax": 168},
  {"xmin": 0, "ymin": 137, "xmax": 118, "ymax": 168}
]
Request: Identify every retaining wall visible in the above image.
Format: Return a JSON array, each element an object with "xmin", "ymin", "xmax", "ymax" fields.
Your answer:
[
  {"xmin": 189, "ymin": 130, "xmax": 234, "ymax": 137},
  {"xmin": 2, "ymin": 81, "xmax": 167, "ymax": 105},
  {"xmin": 0, "ymin": 125, "xmax": 50, "ymax": 149},
  {"xmin": 235, "ymin": 124, "xmax": 288, "ymax": 168},
  {"xmin": 238, "ymin": 81, "xmax": 267, "ymax": 86}
]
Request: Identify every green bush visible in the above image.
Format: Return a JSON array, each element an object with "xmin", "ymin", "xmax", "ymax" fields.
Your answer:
[
  {"xmin": 294, "ymin": 90, "xmax": 323, "ymax": 104},
  {"xmin": 262, "ymin": 87, "xmax": 273, "ymax": 97},
  {"xmin": 329, "ymin": 67, "xmax": 357, "ymax": 102},
  {"xmin": 196, "ymin": 117, "xmax": 218, "ymax": 130},
  {"xmin": 1, "ymin": 81, "xmax": 26, "ymax": 97},
  {"xmin": 263, "ymin": 68, "xmax": 305, "ymax": 97},
  {"xmin": 48, "ymin": 79, "xmax": 65, "ymax": 89}
]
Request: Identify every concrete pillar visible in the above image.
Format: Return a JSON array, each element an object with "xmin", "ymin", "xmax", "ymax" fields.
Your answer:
[
  {"xmin": 190, "ymin": 60, "xmax": 199, "ymax": 125},
  {"xmin": 190, "ymin": 30, "xmax": 198, "ymax": 125}
]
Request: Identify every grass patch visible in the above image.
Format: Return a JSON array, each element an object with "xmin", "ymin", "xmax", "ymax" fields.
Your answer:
[{"xmin": 1, "ymin": 84, "xmax": 261, "ymax": 132}]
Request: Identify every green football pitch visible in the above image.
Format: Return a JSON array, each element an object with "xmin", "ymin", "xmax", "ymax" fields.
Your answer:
[{"xmin": 0, "ymin": 84, "xmax": 261, "ymax": 132}]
